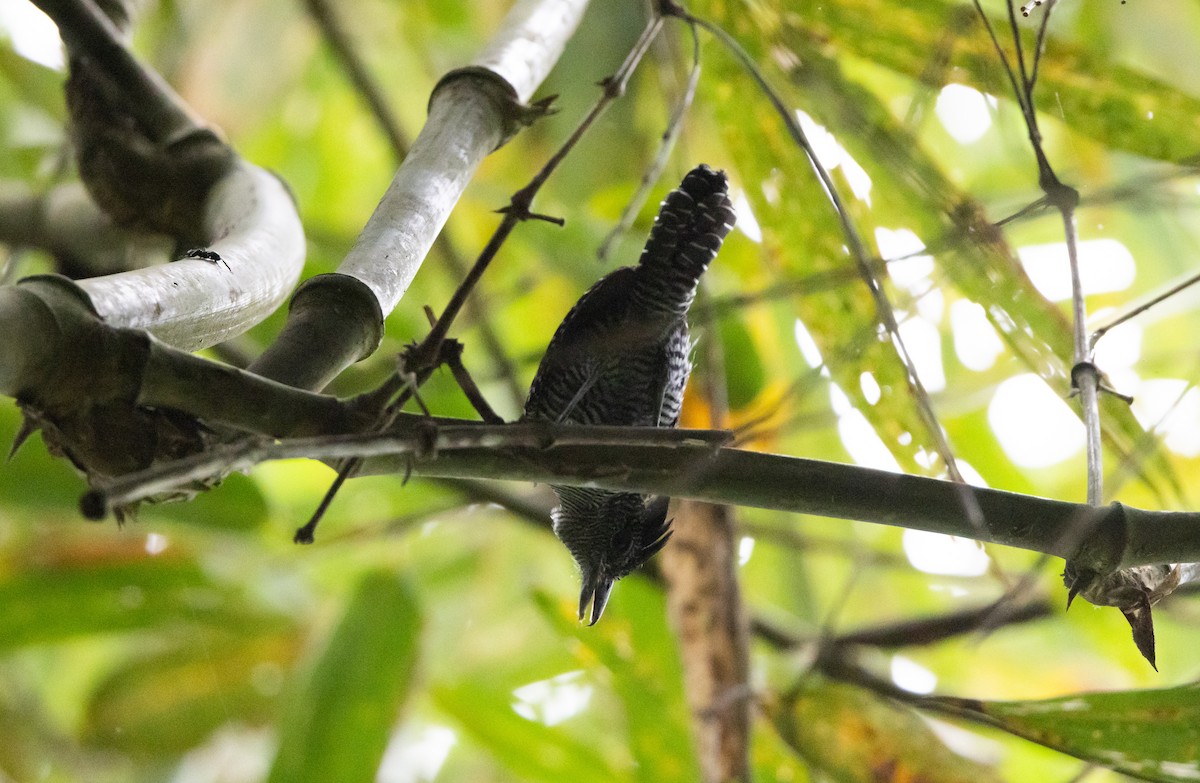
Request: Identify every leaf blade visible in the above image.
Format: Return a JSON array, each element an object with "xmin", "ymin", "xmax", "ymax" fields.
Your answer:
[{"xmin": 266, "ymin": 571, "xmax": 422, "ymax": 783}]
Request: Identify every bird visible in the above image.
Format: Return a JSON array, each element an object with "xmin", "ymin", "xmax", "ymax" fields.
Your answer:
[{"xmin": 523, "ymin": 164, "xmax": 736, "ymax": 625}]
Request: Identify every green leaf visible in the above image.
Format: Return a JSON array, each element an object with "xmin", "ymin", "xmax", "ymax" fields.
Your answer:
[
  {"xmin": 950, "ymin": 683, "xmax": 1200, "ymax": 782},
  {"xmin": 433, "ymin": 681, "xmax": 618, "ymax": 783},
  {"xmin": 84, "ymin": 629, "xmax": 302, "ymax": 755},
  {"xmin": 771, "ymin": 680, "xmax": 1004, "ymax": 783},
  {"xmin": 723, "ymin": 0, "xmax": 1200, "ymax": 162},
  {"xmin": 777, "ymin": 39, "xmax": 1181, "ymax": 500},
  {"xmin": 702, "ymin": 8, "xmax": 1181, "ymax": 500},
  {"xmin": 716, "ymin": 314, "xmax": 767, "ymax": 412},
  {"xmin": 0, "ymin": 536, "xmax": 289, "ymax": 649},
  {"xmin": 707, "ymin": 56, "xmax": 937, "ymax": 476},
  {"xmin": 267, "ymin": 571, "xmax": 421, "ymax": 783},
  {"xmin": 532, "ymin": 579, "xmax": 700, "ymax": 783}
]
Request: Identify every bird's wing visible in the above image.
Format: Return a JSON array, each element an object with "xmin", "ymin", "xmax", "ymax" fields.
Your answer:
[
  {"xmin": 544, "ymin": 267, "xmax": 638, "ymax": 352},
  {"xmin": 525, "ymin": 268, "xmax": 638, "ymax": 423},
  {"xmin": 555, "ymin": 368, "xmax": 601, "ymax": 424},
  {"xmin": 654, "ymin": 320, "xmax": 691, "ymax": 428}
]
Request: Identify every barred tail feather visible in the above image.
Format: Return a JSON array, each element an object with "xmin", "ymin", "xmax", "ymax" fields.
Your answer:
[{"xmin": 635, "ymin": 165, "xmax": 737, "ymax": 311}]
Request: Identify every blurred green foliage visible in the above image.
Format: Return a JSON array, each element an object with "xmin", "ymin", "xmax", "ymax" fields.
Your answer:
[{"xmin": 2, "ymin": 0, "xmax": 1200, "ymax": 781}]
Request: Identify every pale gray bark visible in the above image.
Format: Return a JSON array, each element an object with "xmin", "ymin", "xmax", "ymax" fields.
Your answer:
[
  {"xmin": 335, "ymin": 0, "xmax": 589, "ymax": 314},
  {"xmin": 76, "ymin": 162, "xmax": 304, "ymax": 349},
  {"xmin": 0, "ymin": 181, "xmax": 171, "ymax": 275}
]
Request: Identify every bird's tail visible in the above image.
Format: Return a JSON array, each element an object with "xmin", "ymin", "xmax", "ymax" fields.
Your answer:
[{"xmin": 633, "ymin": 164, "xmax": 737, "ymax": 314}]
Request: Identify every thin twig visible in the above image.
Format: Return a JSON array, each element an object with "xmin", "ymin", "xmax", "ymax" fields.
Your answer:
[
  {"xmin": 444, "ymin": 342, "xmax": 505, "ymax": 424},
  {"xmin": 973, "ymin": 2, "xmax": 1098, "ymax": 504},
  {"xmin": 1029, "ymin": 0, "xmax": 1058, "ymax": 90},
  {"xmin": 598, "ymin": 19, "xmax": 701, "ymax": 261},
  {"xmin": 1005, "ymin": 0, "xmax": 1032, "ymax": 107},
  {"xmin": 754, "ymin": 594, "xmax": 1053, "ymax": 651},
  {"xmin": 970, "ymin": 0, "xmax": 1027, "ymax": 119},
  {"xmin": 302, "ymin": 0, "xmax": 411, "ymax": 158},
  {"xmin": 1063, "ymin": 210, "xmax": 1102, "ymax": 504},
  {"xmin": 86, "ymin": 421, "xmax": 735, "ymax": 511},
  {"xmin": 968, "ymin": 3, "xmax": 1122, "ymax": 636},
  {"xmin": 994, "ymin": 195, "xmax": 1051, "ymax": 228},
  {"xmin": 1090, "ymin": 269, "xmax": 1200, "ymax": 349},
  {"xmin": 294, "ymin": 347, "xmax": 444, "ymax": 543},
  {"xmin": 673, "ymin": 9, "xmax": 985, "ymax": 545},
  {"xmin": 865, "ymin": 156, "xmax": 1198, "ymax": 270}
]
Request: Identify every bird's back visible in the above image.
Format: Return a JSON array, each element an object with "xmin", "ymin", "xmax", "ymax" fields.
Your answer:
[{"xmin": 524, "ymin": 165, "xmax": 736, "ymax": 430}]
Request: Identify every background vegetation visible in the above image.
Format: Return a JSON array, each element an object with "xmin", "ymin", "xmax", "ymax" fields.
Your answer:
[{"xmin": 1, "ymin": 0, "xmax": 1199, "ymax": 781}]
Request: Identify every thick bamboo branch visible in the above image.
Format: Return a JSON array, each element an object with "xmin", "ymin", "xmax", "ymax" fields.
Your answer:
[
  {"xmin": 32, "ymin": 0, "xmax": 203, "ymax": 144},
  {"xmin": 22, "ymin": 0, "xmax": 306, "ymax": 350},
  {"xmin": 77, "ymin": 162, "xmax": 305, "ymax": 349},
  {"xmin": 472, "ymin": 0, "xmax": 588, "ymax": 105},
  {"xmin": 251, "ymin": 0, "xmax": 590, "ymax": 388},
  {"xmin": 0, "ymin": 284, "xmax": 65, "ymax": 398},
  {"xmin": 83, "ymin": 422, "xmax": 1200, "ymax": 575},
  {"xmin": 332, "ymin": 75, "xmax": 512, "ymax": 314},
  {"xmin": 0, "ymin": 277, "xmax": 351, "ymax": 435},
  {"xmin": 138, "ymin": 338, "xmax": 362, "ymax": 438},
  {"xmin": 297, "ymin": 0, "xmax": 525, "ymax": 407}
]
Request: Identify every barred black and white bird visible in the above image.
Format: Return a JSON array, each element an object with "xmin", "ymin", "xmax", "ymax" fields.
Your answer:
[{"xmin": 523, "ymin": 164, "xmax": 736, "ymax": 624}]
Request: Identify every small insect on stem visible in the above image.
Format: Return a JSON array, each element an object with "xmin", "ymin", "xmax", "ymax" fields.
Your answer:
[{"xmin": 184, "ymin": 248, "xmax": 230, "ymax": 271}]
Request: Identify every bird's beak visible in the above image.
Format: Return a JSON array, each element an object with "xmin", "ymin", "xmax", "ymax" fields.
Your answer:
[{"xmin": 578, "ymin": 567, "xmax": 615, "ymax": 626}]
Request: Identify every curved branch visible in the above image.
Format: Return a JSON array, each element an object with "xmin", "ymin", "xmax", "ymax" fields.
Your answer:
[
  {"xmin": 297, "ymin": 0, "xmax": 526, "ymax": 407},
  {"xmin": 32, "ymin": 0, "xmax": 203, "ymax": 144},
  {"xmin": 24, "ymin": 0, "xmax": 306, "ymax": 350},
  {"xmin": 77, "ymin": 162, "xmax": 305, "ymax": 349},
  {"xmin": 0, "ymin": 181, "xmax": 172, "ymax": 275}
]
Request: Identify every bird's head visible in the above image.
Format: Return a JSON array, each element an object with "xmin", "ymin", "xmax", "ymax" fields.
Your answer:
[{"xmin": 552, "ymin": 491, "xmax": 673, "ymax": 625}]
